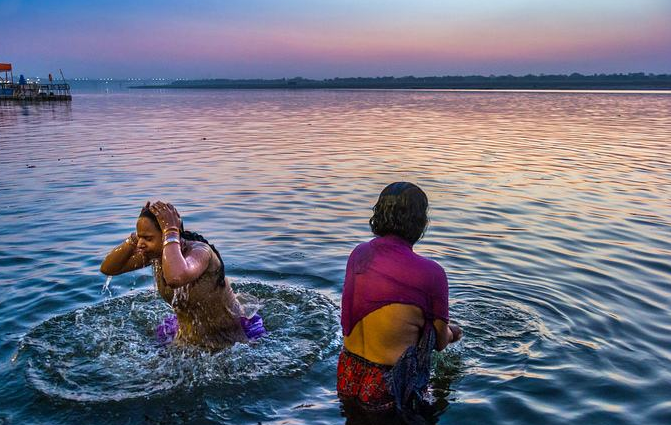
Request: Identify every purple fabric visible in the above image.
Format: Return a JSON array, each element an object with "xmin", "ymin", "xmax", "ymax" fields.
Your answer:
[
  {"xmin": 240, "ymin": 313, "xmax": 268, "ymax": 340},
  {"xmin": 156, "ymin": 314, "xmax": 179, "ymax": 345},
  {"xmin": 341, "ymin": 234, "xmax": 449, "ymax": 336},
  {"xmin": 155, "ymin": 313, "xmax": 267, "ymax": 344}
]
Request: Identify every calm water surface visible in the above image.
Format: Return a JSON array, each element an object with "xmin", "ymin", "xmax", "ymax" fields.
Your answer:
[{"xmin": 1, "ymin": 90, "xmax": 670, "ymax": 425}]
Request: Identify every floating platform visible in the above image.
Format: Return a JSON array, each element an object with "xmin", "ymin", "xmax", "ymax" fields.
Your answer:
[{"xmin": 0, "ymin": 62, "xmax": 71, "ymax": 101}]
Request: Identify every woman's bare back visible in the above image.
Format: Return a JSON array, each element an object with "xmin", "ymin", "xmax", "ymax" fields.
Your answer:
[{"xmin": 343, "ymin": 303, "xmax": 425, "ymax": 365}]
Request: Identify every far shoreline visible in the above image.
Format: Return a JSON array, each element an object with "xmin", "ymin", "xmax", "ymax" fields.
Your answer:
[
  {"xmin": 130, "ymin": 87, "xmax": 671, "ymax": 93},
  {"xmin": 129, "ymin": 73, "xmax": 671, "ymax": 91}
]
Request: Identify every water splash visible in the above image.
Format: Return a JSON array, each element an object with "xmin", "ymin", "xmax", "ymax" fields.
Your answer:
[
  {"xmin": 16, "ymin": 280, "xmax": 340, "ymax": 403},
  {"xmin": 101, "ymin": 275, "xmax": 113, "ymax": 297},
  {"xmin": 236, "ymin": 292, "xmax": 263, "ymax": 319}
]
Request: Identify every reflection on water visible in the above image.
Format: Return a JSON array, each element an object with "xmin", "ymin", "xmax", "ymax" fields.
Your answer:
[
  {"xmin": 0, "ymin": 90, "xmax": 670, "ymax": 425},
  {"xmin": 0, "ymin": 100, "xmax": 72, "ymax": 122}
]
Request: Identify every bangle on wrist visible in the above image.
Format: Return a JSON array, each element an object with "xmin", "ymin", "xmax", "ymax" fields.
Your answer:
[
  {"xmin": 163, "ymin": 226, "xmax": 180, "ymax": 235},
  {"xmin": 163, "ymin": 234, "xmax": 180, "ymax": 247}
]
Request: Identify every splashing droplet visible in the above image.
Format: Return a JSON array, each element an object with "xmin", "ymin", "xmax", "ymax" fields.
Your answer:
[{"xmin": 101, "ymin": 275, "xmax": 113, "ymax": 297}]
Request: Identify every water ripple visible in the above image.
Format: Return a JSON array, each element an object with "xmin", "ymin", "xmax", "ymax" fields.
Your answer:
[{"xmin": 1, "ymin": 90, "xmax": 670, "ymax": 424}]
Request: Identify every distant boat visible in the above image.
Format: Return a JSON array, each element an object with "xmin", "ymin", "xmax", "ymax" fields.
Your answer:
[{"xmin": 0, "ymin": 62, "xmax": 72, "ymax": 101}]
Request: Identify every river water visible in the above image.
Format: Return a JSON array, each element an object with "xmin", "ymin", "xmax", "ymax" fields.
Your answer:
[{"xmin": 0, "ymin": 89, "xmax": 670, "ymax": 425}]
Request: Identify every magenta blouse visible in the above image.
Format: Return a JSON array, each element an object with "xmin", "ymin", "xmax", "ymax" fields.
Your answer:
[{"xmin": 341, "ymin": 234, "xmax": 449, "ymax": 336}]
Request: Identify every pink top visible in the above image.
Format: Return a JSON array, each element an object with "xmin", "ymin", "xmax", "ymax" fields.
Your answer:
[{"xmin": 341, "ymin": 234, "xmax": 449, "ymax": 336}]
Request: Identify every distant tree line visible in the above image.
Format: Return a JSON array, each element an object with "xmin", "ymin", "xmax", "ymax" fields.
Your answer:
[{"xmin": 136, "ymin": 73, "xmax": 671, "ymax": 90}]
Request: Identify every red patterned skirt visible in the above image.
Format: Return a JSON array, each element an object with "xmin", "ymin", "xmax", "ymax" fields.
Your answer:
[{"xmin": 336, "ymin": 348, "xmax": 395, "ymax": 410}]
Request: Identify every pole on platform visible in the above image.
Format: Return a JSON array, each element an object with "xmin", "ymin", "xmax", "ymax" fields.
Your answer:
[{"xmin": 59, "ymin": 69, "xmax": 69, "ymax": 96}]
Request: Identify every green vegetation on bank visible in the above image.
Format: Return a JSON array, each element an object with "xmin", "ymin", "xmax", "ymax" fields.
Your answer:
[{"xmin": 134, "ymin": 73, "xmax": 671, "ymax": 90}]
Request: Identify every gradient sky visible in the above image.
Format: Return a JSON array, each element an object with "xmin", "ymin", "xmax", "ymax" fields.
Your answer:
[{"xmin": 2, "ymin": 0, "xmax": 670, "ymax": 78}]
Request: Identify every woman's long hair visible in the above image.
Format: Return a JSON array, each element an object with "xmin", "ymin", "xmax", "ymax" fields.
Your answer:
[
  {"xmin": 140, "ymin": 207, "xmax": 226, "ymax": 286},
  {"xmin": 369, "ymin": 182, "xmax": 429, "ymax": 245}
]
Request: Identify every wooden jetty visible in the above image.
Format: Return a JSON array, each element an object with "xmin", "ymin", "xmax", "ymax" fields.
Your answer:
[{"xmin": 1, "ymin": 63, "xmax": 72, "ymax": 101}]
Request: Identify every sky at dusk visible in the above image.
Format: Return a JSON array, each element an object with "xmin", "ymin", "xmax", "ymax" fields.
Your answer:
[{"xmin": 2, "ymin": 0, "xmax": 670, "ymax": 79}]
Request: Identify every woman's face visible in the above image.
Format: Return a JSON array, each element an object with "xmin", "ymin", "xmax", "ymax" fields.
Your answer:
[{"xmin": 136, "ymin": 217, "xmax": 162, "ymax": 258}]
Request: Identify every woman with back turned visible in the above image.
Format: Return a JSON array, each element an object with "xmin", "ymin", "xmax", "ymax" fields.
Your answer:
[
  {"xmin": 100, "ymin": 201, "xmax": 266, "ymax": 349},
  {"xmin": 338, "ymin": 182, "xmax": 462, "ymax": 421}
]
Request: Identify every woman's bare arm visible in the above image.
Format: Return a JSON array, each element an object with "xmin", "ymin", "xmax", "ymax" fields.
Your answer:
[
  {"xmin": 100, "ymin": 233, "xmax": 149, "ymax": 275},
  {"xmin": 434, "ymin": 320, "xmax": 462, "ymax": 351},
  {"xmin": 150, "ymin": 201, "xmax": 211, "ymax": 288},
  {"xmin": 161, "ymin": 242, "xmax": 211, "ymax": 287}
]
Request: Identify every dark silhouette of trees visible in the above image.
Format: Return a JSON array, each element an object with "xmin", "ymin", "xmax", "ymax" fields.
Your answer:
[{"xmin": 138, "ymin": 73, "xmax": 671, "ymax": 90}]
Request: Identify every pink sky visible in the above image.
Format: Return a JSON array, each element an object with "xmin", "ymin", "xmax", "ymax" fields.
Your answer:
[{"xmin": 3, "ymin": 0, "xmax": 670, "ymax": 78}]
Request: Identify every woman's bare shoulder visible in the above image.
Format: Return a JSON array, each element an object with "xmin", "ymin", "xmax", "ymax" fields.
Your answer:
[{"xmin": 184, "ymin": 240, "xmax": 212, "ymax": 254}]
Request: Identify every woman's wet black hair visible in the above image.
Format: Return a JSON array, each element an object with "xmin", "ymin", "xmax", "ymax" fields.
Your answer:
[
  {"xmin": 139, "ymin": 206, "xmax": 226, "ymax": 286},
  {"xmin": 369, "ymin": 182, "xmax": 429, "ymax": 245}
]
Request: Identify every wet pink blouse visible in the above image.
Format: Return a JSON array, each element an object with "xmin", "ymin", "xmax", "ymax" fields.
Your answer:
[{"xmin": 341, "ymin": 234, "xmax": 449, "ymax": 336}]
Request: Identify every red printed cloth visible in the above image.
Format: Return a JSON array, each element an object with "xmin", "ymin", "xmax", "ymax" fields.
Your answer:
[{"xmin": 336, "ymin": 349, "xmax": 395, "ymax": 410}]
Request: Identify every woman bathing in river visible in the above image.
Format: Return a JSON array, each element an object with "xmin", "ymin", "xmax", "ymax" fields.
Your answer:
[
  {"xmin": 338, "ymin": 182, "xmax": 462, "ymax": 418},
  {"xmin": 101, "ymin": 201, "xmax": 266, "ymax": 348}
]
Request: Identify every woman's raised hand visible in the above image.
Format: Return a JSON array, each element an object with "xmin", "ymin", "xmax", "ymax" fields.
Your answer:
[
  {"xmin": 126, "ymin": 232, "xmax": 138, "ymax": 246},
  {"xmin": 149, "ymin": 201, "xmax": 182, "ymax": 232}
]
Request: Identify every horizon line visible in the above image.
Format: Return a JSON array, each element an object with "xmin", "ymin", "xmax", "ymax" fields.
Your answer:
[{"xmin": 22, "ymin": 71, "xmax": 670, "ymax": 81}]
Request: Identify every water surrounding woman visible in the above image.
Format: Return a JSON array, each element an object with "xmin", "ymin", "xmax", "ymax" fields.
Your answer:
[
  {"xmin": 338, "ymin": 182, "xmax": 462, "ymax": 421},
  {"xmin": 100, "ymin": 201, "xmax": 266, "ymax": 349}
]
